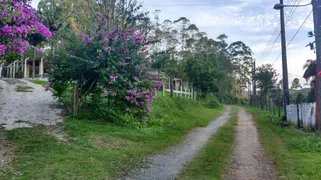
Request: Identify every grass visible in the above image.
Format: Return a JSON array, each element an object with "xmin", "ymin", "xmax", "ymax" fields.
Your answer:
[
  {"xmin": 15, "ymin": 86, "xmax": 34, "ymax": 92},
  {"xmin": 179, "ymin": 107, "xmax": 238, "ymax": 180},
  {"xmin": 30, "ymin": 80, "xmax": 48, "ymax": 86},
  {"xmin": 245, "ymin": 106, "xmax": 321, "ymax": 179},
  {"xmin": 1, "ymin": 96, "xmax": 224, "ymax": 179}
]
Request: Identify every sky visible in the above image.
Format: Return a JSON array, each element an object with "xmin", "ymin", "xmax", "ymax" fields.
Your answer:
[{"xmin": 31, "ymin": 0, "xmax": 315, "ymax": 86}]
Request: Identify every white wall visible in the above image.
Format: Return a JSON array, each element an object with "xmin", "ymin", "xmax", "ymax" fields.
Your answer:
[{"xmin": 286, "ymin": 103, "xmax": 315, "ymax": 130}]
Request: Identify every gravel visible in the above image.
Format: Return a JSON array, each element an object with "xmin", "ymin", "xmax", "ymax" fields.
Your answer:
[
  {"xmin": 225, "ymin": 108, "xmax": 276, "ymax": 180},
  {"xmin": 0, "ymin": 79, "xmax": 63, "ymax": 130},
  {"xmin": 123, "ymin": 107, "xmax": 231, "ymax": 180}
]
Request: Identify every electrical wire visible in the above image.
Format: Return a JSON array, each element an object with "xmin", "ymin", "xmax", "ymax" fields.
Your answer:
[
  {"xmin": 260, "ymin": 0, "xmax": 302, "ymax": 63},
  {"xmin": 258, "ymin": 0, "xmax": 295, "ymax": 63},
  {"xmin": 271, "ymin": 10, "xmax": 313, "ymax": 65}
]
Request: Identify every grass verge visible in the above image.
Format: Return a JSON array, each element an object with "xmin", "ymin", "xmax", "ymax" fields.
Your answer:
[
  {"xmin": 179, "ymin": 107, "xmax": 238, "ymax": 180},
  {"xmin": 1, "ymin": 96, "xmax": 224, "ymax": 179},
  {"xmin": 30, "ymin": 80, "xmax": 48, "ymax": 86},
  {"xmin": 245, "ymin": 106, "xmax": 321, "ymax": 179}
]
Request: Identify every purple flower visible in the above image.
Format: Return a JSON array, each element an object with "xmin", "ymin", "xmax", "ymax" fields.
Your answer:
[
  {"xmin": 1, "ymin": 25, "xmax": 12, "ymax": 36},
  {"xmin": 104, "ymin": 88, "xmax": 109, "ymax": 95},
  {"xmin": 103, "ymin": 46, "xmax": 111, "ymax": 52},
  {"xmin": 52, "ymin": 24, "xmax": 57, "ymax": 28},
  {"xmin": 108, "ymin": 82, "xmax": 113, "ymax": 85},
  {"xmin": 134, "ymin": 77, "xmax": 141, "ymax": 82},
  {"xmin": 109, "ymin": 75, "xmax": 118, "ymax": 81},
  {"xmin": 0, "ymin": 45, "xmax": 7, "ymax": 55},
  {"xmin": 45, "ymin": 82, "xmax": 54, "ymax": 91},
  {"xmin": 125, "ymin": 108, "xmax": 129, "ymax": 111}
]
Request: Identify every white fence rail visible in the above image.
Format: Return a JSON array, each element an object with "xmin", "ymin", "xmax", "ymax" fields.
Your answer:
[
  {"xmin": 163, "ymin": 89, "xmax": 195, "ymax": 99},
  {"xmin": 286, "ymin": 103, "xmax": 315, "ymax": 129}
]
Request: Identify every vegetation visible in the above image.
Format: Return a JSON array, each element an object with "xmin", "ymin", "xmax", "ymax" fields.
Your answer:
[
  {"xmin": 30, "ymin": 80, "xmax": 48, "ymax": 86},
  {"xmin": 1, "ymin": 95, "xmax": 223, "ymax": 179},
  {"xmin": 246, "ymin": 106, "xmax": 321, "ymax": 179},
  {"xmin": 15, "ymin": 86, "xmax": 34, "ymax": 92},
  {"xmin": 179, "ymin": 107, "xmax": 238, "ymax": 180}
]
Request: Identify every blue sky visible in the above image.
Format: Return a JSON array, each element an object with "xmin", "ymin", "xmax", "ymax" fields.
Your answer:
[{"xmin": 31, "ymin": 0, "xmax": 315, "ymax": 86}]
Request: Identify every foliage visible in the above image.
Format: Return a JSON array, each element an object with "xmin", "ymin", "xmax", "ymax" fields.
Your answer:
[
  {"xmin": 290, "ymin": 78, "xmax": 302, "ymax": 90},
  {"xmin": 0, "ymin": 0, "xmax": 51, "ymax": 56},
  {"xmin": 256, "ymin": 64, "xmax": 278, "ymax": 95},
  {"xmin": 205, "ymin": 99, "xmax": 222, "ymax": 109},
  {"xmin": 46, "ymin": 4, "xmax": 162, "ymax": 120},
  {"xmin": 307, "ymin": 87, "xmax": 315, "ymax": 102}
]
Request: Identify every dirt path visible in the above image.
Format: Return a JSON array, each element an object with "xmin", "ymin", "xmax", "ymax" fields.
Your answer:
[
  {"xmin": 225, "ymin": 108, "xmax": 275, "ymax": 180},
  {"xmin": 123, "ymin": 107, "xmax": 231, "ymax": 180},
  {"xmin": 0, "ymin": 79, "xmax": 63, "ymax": 130}
]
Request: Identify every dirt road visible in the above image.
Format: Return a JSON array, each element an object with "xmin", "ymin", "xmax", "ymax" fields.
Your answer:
[
  {"xmin": 225, "ymin": 108, "xmax": 275, "ymax": 180},
  {"xmin": 124, "ymin": 107, "xmax": 231, "ymax": 180}
]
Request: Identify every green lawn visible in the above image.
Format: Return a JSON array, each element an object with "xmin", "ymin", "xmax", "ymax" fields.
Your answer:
[
  {"xmin": 246, "ymin": 106, "xmax": 321, "ymax": 179},
  {"xmin": 179, "ymin": 107, "xmax": 238, "ymax": 180},
  {"xmin": 1, "ymin": 97, "xmax": 224, "ymax": 179}
]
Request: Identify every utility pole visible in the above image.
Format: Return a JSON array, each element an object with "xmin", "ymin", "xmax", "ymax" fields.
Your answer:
[
  {"xmin": 253, "ymin": 61, "xmax": 256, "ymax": 107},
  {"xmin": 279, "ymin": 0, "xmax": 290, "ymax": 119},
  {"xmin": 312, "ymin": 0, "xmax": 321, "ymax": 130}
]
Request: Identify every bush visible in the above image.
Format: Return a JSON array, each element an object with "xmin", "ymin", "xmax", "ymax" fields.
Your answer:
[
  {"xmin": 206, "ymin": 100, "xmax": 222, "ymax": 109},
  {"xmin": 240, "ymin": 98, "xmax": 248, "ymax": 105}
]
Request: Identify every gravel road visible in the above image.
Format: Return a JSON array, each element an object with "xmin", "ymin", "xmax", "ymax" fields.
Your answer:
[
  {"xmin": 225, "ymin": 108, "xmax": 275, "ymax": 180},
  {"xmin": 0, "ymin": 78, "xmax": 63, "ymax": 130},
  {"xmin": 124, "ymin": 107, "xmax": 231, "ymax": 180}
]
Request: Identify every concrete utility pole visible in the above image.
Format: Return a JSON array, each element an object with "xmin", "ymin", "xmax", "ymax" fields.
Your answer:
[
  {"xmin": 312, "ymin": 0, "xmax": 321, "ymax": 130},
  {"xmin": 279, "ymin": 0, "xmax": 290, "ymax": 119},
  {"xmin": 253, "ymin": 61, "xmax": 256, "ymax": 107}
]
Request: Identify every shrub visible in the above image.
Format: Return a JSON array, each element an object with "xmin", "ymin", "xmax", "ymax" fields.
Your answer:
[{"xmin": 206, "ymin": 100, "xmax": 222, "ymax": 109}]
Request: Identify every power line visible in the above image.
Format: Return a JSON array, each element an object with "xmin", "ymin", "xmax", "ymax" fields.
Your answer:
[
  {"xmin": 260, "ymin": 0, "xmax": 301, "ymax": 63},
  {"xmin": 258, "ymin": 0, "xmax": 295, "ymax": 63},
  {"xmin": 144, "ymin": 1, "xmax": 253, "ymax": 7},
  {"xmin": 259, "ymin": 1, "xmax": 295, "ymax": 63},
  {"xmin": 272, "ymin": 10, "xmax": 313, "ymax": 65}
]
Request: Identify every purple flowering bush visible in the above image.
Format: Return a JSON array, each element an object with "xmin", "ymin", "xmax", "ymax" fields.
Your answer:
[
  {"xmin": 46, "ymin": 11, "xmax": 162, "ymax": 121},
  {"xmin": 0, "ymin": 0, "xmax": 52, "ymax": 56}
]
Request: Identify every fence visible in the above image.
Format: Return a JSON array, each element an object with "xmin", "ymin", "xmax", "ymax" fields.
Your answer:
[
  {"xmin": 164, "ymin": 89, "xmax": 195, "ymax": 99},
  {"xmin": 286, "ymin": 103, "xmax": 315, "ymax": 130}
]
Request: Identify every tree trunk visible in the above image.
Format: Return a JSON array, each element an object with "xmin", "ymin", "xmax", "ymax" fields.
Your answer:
[
  {"xmin": 268, "ymin": 97, "xmax": 271, "ymax": 112},
  {"xmin": 278, "ymin": 97, "xmax": 281, "ymax": 118},
  {"xmin": 260, "ymin": 94, "xmax": 263, "ymax": 110},
  {"xmin": 273, "ymin": 99, "xmax": 276, "ymax": 115},
  {"xmin": 297, "ymin": 104, "xmax": 300, "ymax": 128},
  {"xmin": 170, "ymin": 77, "xmax": 173, "ymax": 98},
  {"xmin": 72, "ymin": 83, "xmax": 79, "ymax": 116},
  {"xmin": 265, "ymin": 96, "xmax": 268, "ymax": 111}
]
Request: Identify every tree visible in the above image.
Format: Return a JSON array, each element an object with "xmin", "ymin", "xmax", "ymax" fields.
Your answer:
[
  {"xmin": 0, "ymin": 0, "xmax": 51, "ymax": 57},
  {"xmin": 291, "ymin": 78, "xmax": 302, "ymax": 90},
  {"xmin": 256, "ymin": 64, "xmax": 278, "ymax": 109},
  {"xmin": 46, "ymin": 3, "xmax": 162, "ymax": 119}
]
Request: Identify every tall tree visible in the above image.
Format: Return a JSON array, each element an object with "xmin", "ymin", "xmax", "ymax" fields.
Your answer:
[
  {"xmin": 291, "ymin": 78, "xmax": 302, "ymax": 90},
  {"xmin": 256, "ymin": 64, "xmax": 278, "ymax": 109}
]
